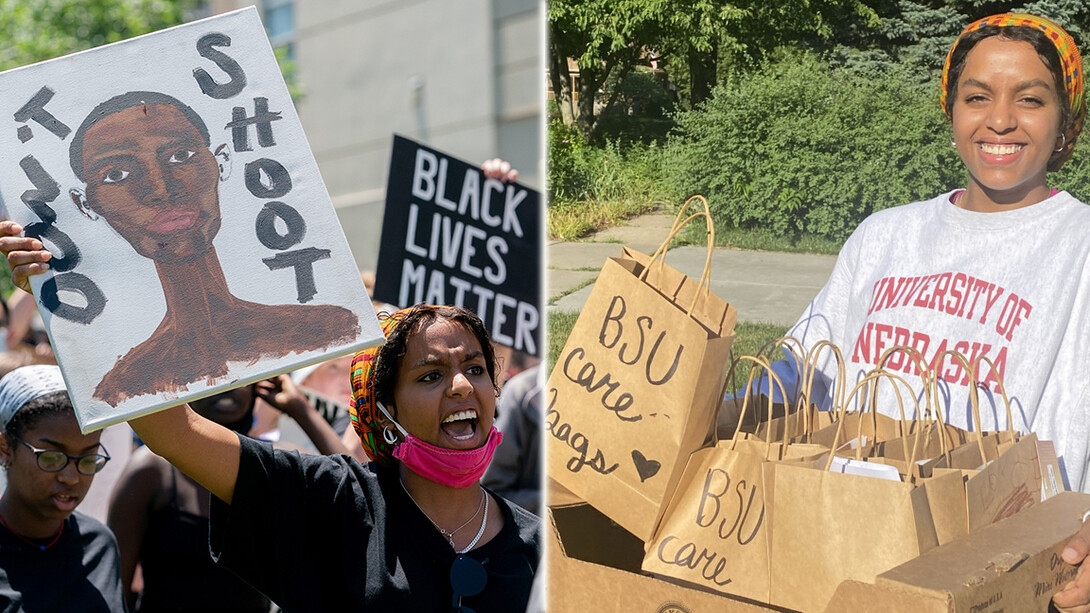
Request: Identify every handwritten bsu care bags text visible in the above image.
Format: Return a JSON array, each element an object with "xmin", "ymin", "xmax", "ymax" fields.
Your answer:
[
  {"xmin": 546, "ymin": 197, "xmax": 737, "ymax": 540},
  {"xmin": 644, "ymin": 358, "xmax": 829, "ymax": 602}
]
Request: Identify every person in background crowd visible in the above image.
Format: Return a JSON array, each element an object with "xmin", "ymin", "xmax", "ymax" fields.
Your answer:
[
  {"xmin": 109, "ymin": 383, "xmax": 270, "ymax": 613},
  {"xmin": 0, "ymin": 365, "xmax": 122, "ymax": 611},
  {"xmin": 251, "ymin": 355, "xmax": 355, "ymax": 450},
  {"xmin": 482, "ymin": 364, "xmax": 541, "ymax": 516},
  {"xmin": 2, "ymin": 291, "xmax": 52, "ymax": 360}
]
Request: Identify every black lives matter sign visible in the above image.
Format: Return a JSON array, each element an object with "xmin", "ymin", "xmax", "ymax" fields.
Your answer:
[{"xmin": 374, "ymin": 136, "xmax": 541, "ymax": 356}]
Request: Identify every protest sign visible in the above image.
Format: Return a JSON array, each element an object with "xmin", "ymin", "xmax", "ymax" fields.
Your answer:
[
  {"xmin": 0, "ymin": 7, "xmax": 383, "ymax": 431},
  {"xmin": 373, "ymin": 135, "xmax": 541, "ymax": 356}
]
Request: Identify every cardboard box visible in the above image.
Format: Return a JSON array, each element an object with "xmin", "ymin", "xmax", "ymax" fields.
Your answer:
[
  {"xmin": 548, "ymin": 501, "xmax": 787, "ymax": 612},
  {"xmin": 825, "ymin": 491, "xmax": 1090, "ymax": 612},
  {"xmin": 549, "ymin": 482, "xmax": 1090, "ymax": 612}
]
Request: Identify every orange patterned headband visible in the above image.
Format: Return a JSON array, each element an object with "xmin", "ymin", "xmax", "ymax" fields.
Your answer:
[{"xmin": 940, "ymin": 13, "xmax": 1085, "ymax": 170}]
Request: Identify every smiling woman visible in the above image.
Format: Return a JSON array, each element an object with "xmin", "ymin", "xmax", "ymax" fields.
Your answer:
[{"xmin": 768, "ymin": 13, "xmax": 1090, "ymax": 612}]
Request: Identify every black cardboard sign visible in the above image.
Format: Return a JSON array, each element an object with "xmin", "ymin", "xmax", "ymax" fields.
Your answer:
[{"xmin": 374, "ymin": 135, "xmax": 541, "ymax": 356}]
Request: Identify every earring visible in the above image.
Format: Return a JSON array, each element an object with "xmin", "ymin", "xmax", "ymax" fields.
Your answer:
[
  {"xmin": 1055, "ymin": 133, "xmax": 1068, "ymax": 153},
  {"xmin": 950, "ymin": 139, "xmax": 957, "ymax": 148},
  {"xmin": 383, "ymin": 426, "xmax": 398, "ymax": 444},
  {"xmin": 69, "ymin": 189, "xmax": 99, "ymax": 221}
]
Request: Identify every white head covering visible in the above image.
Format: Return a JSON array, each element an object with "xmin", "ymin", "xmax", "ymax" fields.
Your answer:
[{"xmin": 0, "ymin": 365, "xmax": 67, "ymax": 430}]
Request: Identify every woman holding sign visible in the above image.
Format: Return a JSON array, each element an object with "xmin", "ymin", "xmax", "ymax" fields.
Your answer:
[{"xmin": 763, "ymin": 13, "xmax": 1090, "ymax": 611}]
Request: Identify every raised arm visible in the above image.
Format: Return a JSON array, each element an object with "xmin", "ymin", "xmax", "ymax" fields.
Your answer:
[{"xmin": 128, "ymin": 405, "xmax": 241, "ymax": 504}]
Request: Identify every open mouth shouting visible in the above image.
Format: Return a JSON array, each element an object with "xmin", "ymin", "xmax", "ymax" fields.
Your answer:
[{"xmin": 441, "ymin": 409, "xmax": 479, "ymax": 445}]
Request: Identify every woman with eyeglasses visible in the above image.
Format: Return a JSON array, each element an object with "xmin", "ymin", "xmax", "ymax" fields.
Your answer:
[{"xmin": 0, "ymin": 365, "xmax": 122, "ymax": 611}]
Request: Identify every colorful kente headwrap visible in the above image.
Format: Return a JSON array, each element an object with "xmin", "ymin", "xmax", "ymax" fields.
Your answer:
[
  {"xmin": 940, "ymin": 13, "xmax": 1085, "ymax": 170},
  {"xmin": 348, "ymin": 306, "xmax": 436, "ymax": 465}
]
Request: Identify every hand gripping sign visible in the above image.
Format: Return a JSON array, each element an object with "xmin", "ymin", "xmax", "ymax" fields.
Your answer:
[{"xmin": 0, "ymin": 8, "xmax": 383, "ymax": 431}]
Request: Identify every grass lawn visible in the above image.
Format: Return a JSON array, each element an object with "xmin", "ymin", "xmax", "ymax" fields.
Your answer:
[{"xmin": 548, "ymin": 197, "xmax": 661, "ymax": 241}]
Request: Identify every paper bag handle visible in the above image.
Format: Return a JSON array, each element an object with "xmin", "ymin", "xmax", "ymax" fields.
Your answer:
[
  {"xmin": 875, "ymin": 345, "xmax": 934, "ymax": 420},
  {"xmin": 970, "ymin": 355, "xmax": 1016, "ymax": 434},
  {"xmin": 874, "ymin": 344, "xmax": 959, "ymax": 464},
  {"xmin": 751, "ymin": 335, "xmax": 810, "ymax": 438},
  {"xmin": 800, "ymin": 339, "xmax": 848, "ymax": 434},
  {"xmin": 725, "ymin": 355, "xmax": 790, "ymax": 459},
  {"xmin": 642, "ymin": 195, "xmax": 715, "ymax": 316},
  {"xmin": 834, "ymin": 368, "xmax": 915, "ymax": 466},
  {"xmin": 931, "ymin": 350, "xmax": 988, "ymax": 462}
]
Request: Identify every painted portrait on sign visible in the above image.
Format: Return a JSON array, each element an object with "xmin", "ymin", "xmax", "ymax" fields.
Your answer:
[
  {"xmin": 68, "ymin": 91, "xmax": 361, "ymax": 405},
  {"xmin": 0, "ymin": 8, "xmax": 383, "ymax": 430}
]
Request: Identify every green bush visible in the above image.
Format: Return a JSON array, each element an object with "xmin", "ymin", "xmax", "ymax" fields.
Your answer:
[
  {"xmin": 1050, "ymin": 146, "xmax": 1090, "ymax": 197},
  {"xmin": 547, "ymin": 119, "xmax": 591, "ymax": 203},
  {"xmin": 664, "ymin": 51, "xmax": 965, "ymax": 242},
  {"xmin": 548, "ymin": 119, "xmax": 668, "ymax": 204}
]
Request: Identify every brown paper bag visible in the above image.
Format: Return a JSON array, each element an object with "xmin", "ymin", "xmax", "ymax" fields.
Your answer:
[
  {"xmin": 644, "ymin": 358, "xmax": 828, "ymax": 602},
  {"xmin": 642, "ymin": 442, "xmax": 776, "ymax": 601},
  {"xmin": 928, "ymin": 351, "xmax": 1042, "ymax": 531},
  {"xmin": 768, "ymin": 459, "xmax": 963, "ymax": 612},
  {"xmin": 546, "ymin": 197, "xmax": 737, "ymax": 541},
  {"xmin": 768, "ymin": 364, "xmax": 969, "ymax": 613}
]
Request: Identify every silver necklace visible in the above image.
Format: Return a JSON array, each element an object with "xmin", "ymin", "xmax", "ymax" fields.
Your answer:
[
  {"xmin": 459, "ymin": 493, "xmax": 489, "ymax": 554},
  {"xmin": 401, "ymin": 480, "xmax": 488, "ymax": 553}
]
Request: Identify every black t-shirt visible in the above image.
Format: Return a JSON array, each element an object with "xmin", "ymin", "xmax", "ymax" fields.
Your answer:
[
  {"xmin": 139, "ymin": 466, "xmax": 269, "ymax": 613},
  {"xmin": 209, "ymin": 435, "xmax": 540, "ymax": 612},
  {"xmin": 0, "ymin": 511, "xmax": 124, "ymax": 612}
]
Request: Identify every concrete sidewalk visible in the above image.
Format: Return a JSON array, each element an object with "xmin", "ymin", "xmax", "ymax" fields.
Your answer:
[{"xmin": 547, "ymin": 211, "xmax": 838, "ymax": 327}]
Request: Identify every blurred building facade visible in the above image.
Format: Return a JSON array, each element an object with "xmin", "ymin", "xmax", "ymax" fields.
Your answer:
[{"xmin": 202, "ymin": 0, "xmax": 542, "ymax": 271}]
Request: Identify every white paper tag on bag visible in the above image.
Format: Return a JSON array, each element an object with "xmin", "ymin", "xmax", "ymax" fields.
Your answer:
[
  {"xmin": 1037, "ymin": 439, "xmax": 1063, "ymax": 500},
  {"xmin": 829, "ymin": 456, "xmax": 903, "ymax": 481}
]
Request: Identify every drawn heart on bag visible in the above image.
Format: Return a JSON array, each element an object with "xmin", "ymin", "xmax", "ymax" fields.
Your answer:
[{"xmin": 631, "ymin": 450, "xmax": 661, "ymax": 482}]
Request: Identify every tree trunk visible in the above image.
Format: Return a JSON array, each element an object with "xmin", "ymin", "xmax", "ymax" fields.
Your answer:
[
  {"xmin": 548, "ymin": 39, "xmax": 575, "ymax": 125},
  {"xmin": 688, "ymin": 39, "xmax": 718, "ymax": 108},
  {"xmin": 575, "ymin": 62, "xmax": 601, "ymax": 139}
]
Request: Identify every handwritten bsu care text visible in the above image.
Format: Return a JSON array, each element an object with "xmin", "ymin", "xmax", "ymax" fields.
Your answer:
[
  {"xmin": 551, "ymin": 293, "xmax": 687, "ymax": 474},
  {"xmin": 13, "ymin": 31, "xmax": 330, "ymax": 323},
  {"xmin": 654, "ymin": 467, "xmax": 764, "ymax": 588}
]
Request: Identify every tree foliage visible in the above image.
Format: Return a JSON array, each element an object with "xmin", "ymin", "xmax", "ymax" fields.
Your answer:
[
  {"xmin": 664, "ymin": 51, "xmax": 965, "ymax": 241},
  {"xmin": 548, "ymin": 0, "xmax": 880, "ymax": 137},
  {"xmin": 0, "ymin": 0, "xmax": 195, "ymax": 71}
]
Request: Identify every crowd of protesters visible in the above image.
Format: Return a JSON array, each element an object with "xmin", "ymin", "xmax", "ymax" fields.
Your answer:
[
  {"xmin": 0, "ymin": 157, "xmax": 542, "ymax": 612},
  {"xmin": 0, "ymin": 282, "xmax": 542, "ymax": 612}
]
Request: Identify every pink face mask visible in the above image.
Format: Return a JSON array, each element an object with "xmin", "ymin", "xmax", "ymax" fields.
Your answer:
[{"xmin": 379, "ymin": 402, "xmax": 504, "ymax": 488}]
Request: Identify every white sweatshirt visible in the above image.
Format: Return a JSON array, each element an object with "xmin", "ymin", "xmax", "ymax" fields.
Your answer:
[{"xmin": 788, "ymin": 190, "xmax": 1090, "ymax": 492}]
